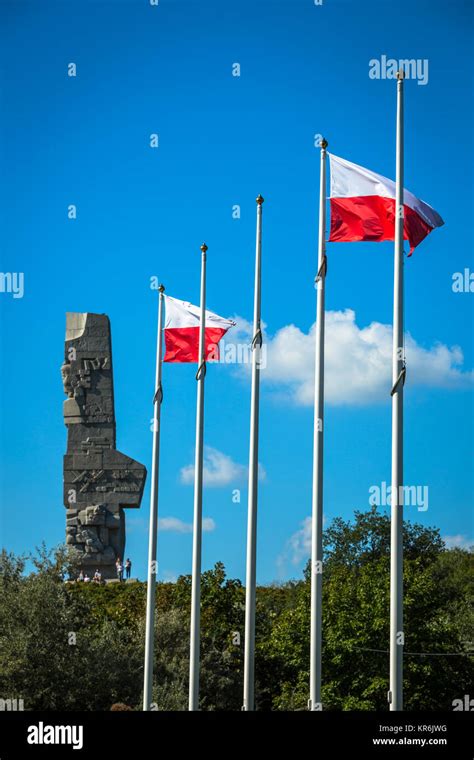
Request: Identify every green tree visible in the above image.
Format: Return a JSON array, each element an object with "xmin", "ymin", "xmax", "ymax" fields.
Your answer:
[
  {"xmin": 150, "ymin": 562, "xmax": 245, "ymax": 710},
  {"xmin": 0, "ymin": 546, "xmax": 143, "ymax": 710},
  {"xmin": 268, "ymin": 508, "xmax": 473, "ymax": 710},
  {"xmin": 0, "ymin": 511, "xmax": 471, "ymax": 711}
]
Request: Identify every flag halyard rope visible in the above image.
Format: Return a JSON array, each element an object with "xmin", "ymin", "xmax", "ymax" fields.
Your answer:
[
  {"xmin": 196, "ymin": 361, "xmax": 207, "ymax": 381},
  {"xmin": 315, "ymin": 254, "xmax": 328, "ymax": 284},
  {"xmin": 153, "ymin": 383, "xmax": 163, "ymax": 405},
  {"xmin": 251, "ymin": 328, "xmax": 263, "ymax": 350},
  {"xmin": 391, "ymin": 363, "xmax": 406, "ymax": 397}
]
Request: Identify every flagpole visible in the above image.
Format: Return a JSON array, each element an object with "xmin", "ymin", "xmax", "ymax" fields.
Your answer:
[
  {"xmin": 390, "ymin": 71, "xmax": 405, "ymax": 712},
  {"xmin": 188, "ymin": 243, "xmax": 207, "ymax": 712},
  {"xmin": 143, "ymin": 283, "xmax": 165, "ymax": 711},
  {"xmin": 243, "ymin": 194, "xmax": 264, "ymax": 712},
  {"xmin": 309, "ymin": 139, "xmax": 327, "ymax": 711}
]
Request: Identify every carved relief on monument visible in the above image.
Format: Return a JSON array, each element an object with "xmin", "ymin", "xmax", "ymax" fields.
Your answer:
[{"xmin": 62, "ymin": 313, "xmax": 146, "ymax": 578}]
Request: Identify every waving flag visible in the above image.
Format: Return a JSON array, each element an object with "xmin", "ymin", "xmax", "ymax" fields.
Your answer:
[
  {"xmin": 163, "ymin": 295, "xmax": 235, "ymax": 363},
  {"xmin": 328, "ymin": 153, "xmax": 444, "ymax": 254}
]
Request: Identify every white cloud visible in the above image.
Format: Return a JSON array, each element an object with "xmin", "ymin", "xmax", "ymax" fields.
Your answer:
[
  {"xmin": 276, "ymin": 516, "xmax": 312, "ymax": 579},
  {"xmin": 277, "ymin": 515, "xmax": 331, "ymax": 578},
  {"xmin": 158, "ymin": 516, "xmax": 216, "ymax": 533},
  {"xmin": 202, "ymin": 517, "xmax": 216, "ymax": 532},
  {"xmin": 442, "ymin": 534, "xmax": 473, "ymax": 550},
  {"xmin": 229, "ymin": 315, "xmax": 258, "ymax": 342},
  {"xmin": 232, "ymin": 309, "xmax": 473, "ymax": 406},
  {"xmin": 285, "ymin": 515, "xmax": 312, "ymax": 564},
  {"xmin": 180, "ymin": 445, "xmax": 266, "ymax": 487}
]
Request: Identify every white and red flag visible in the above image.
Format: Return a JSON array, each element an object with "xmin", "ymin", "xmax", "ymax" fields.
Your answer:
[
  {"xmin": 163, "ymin": 294, "xmax": 235, "ymax": 363},
  {"xmin": 328, "ymin": 153, "xmax": 444, "ymax": 254}
]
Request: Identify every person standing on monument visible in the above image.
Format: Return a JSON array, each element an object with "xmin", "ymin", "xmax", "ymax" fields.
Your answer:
[
  {"xmin": 125, "ymin": 558, "xmax": 131, "ymax": 580},
  {"xmin": 116, "ymin": 557, "xmax": 123, "ymax": 582}
]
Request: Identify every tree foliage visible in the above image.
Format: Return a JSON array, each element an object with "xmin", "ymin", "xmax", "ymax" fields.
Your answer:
[{"xmin": 0, "ymin": 510, "xmax": 471, "ymax": 710}]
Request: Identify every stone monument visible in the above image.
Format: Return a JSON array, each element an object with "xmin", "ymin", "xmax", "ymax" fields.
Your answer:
[{"xmin": 61, "ymin": 312, "xmax": 146, "ymax": 579}]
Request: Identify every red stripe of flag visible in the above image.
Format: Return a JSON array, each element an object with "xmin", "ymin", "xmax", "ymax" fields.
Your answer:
[
  {"xmin": 164, "ymin": 327, "xmax": 228, "ymax": 363},
  {"xmin": 329, "ymin": 196, "xmax": 433, "ymax": 254}
]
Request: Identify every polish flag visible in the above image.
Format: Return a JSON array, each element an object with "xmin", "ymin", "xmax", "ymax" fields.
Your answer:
[
  {"xmin": 163, "ymin": 295, "xmax": 235, "ymax": 363},
  {"xmin": 328, "ymin": 153, "xmax": 444, "ymax": 254}
]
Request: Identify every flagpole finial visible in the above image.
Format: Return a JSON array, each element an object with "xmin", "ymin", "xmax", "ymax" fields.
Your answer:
[
  {"xmin": 256, "ymin": 194, "xmax": 264, "ymax": 205},
  {"xmin": 158, "ymin": 284, "xmax": 165, "ymax": 293},
  {"xmin": 397, "ymin": 69, "xmax": 405, "ymax": 80},
  {"xmin": 200, "ymin": 243, "xmax": 208, "ymax": 253},
  {"xmin": 320, "ymin": 138, "xmax": 328, "ymax": 149}
]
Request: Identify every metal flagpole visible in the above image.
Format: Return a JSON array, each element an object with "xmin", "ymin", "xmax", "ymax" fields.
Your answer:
[
  {"xmin": 243, "ymin": 195, "xmax": 264, "ymax": 712},
  {"xmin": 309, "ymin": 139, "xmax": 328, "ymax": 711},
  {"xmin": 143, "ymin": 283, "xmax": 165, "ymax": 711},
  {"xmin": 390, "ymin": 71, "xmax": 405, "ymax": 712},
  {"xmin": 188, "ymin": 243, "xmax": 207, "ymax": 711}
]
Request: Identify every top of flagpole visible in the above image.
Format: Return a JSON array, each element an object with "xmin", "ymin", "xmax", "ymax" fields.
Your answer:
[
  {"xmin": 200, "ymin": 243, "xmax": 208, "ymax": 253},
  {"xmin": 320, "ymin": 138, "xmax": 328, "ymax": 150},
  {"xmin": 397, "ymin": 69, "xmax": 405, "ymax": 80},
  {"xmin": 256, "ymin": 195, "xmax": 264, "ymax": 205},
  {"xmin": 158, "ymin": 284, "xmax": 165, "ymax": 293}
]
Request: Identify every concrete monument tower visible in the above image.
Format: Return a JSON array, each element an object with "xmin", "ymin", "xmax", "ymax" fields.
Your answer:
[{"xmin": 61, "ymin": 312, "xmax": 146, "ymax": 579}]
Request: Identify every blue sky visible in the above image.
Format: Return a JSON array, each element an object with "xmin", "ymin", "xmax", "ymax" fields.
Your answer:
[{"xmin": 0, "ymin": 0, "xmax": 472, "ymax": 583}]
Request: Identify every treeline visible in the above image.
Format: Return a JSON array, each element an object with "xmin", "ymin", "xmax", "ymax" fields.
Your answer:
[{"xmin": 0, "ymin": 508, "xmax": 472, "ymax": 710}]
